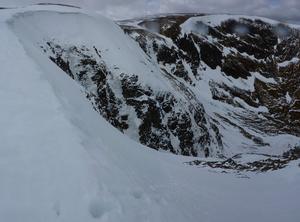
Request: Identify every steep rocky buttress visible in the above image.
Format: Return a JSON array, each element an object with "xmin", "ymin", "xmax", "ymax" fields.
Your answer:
[{"xmin": 17, "ymin": 11, "xmax": 300, "ymax": 157}]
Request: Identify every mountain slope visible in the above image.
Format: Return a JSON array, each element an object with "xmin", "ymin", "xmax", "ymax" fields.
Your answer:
[
  {"xmin": 0, "ymin": 5, "xmax": 300, "ymax": 222},
  {"xmin": 120, "ymin": 14, "xmax": 300, "ymax": 156},
  {"xmin": 13, "ymin": 7, "xmax": 300, "ymax": 157},
  {"xmin": 12, "ymin": 9, "xmax": 222, "ymax": 157}
]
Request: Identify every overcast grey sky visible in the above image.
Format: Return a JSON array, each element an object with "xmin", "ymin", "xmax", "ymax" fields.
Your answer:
[{"xmin": 1, "ymin": 0, "xmax": 300, "ymax": 23}]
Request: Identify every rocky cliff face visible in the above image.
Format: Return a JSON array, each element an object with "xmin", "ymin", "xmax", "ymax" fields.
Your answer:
[{"xmin": 38, "ymin": 13, "xmax": 300, "ymax": 157}]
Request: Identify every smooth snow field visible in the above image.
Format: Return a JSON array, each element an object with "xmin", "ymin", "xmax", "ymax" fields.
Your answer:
[{"xmin": 0, "ymin": 5, "xmax": 299, "ymax": 222}]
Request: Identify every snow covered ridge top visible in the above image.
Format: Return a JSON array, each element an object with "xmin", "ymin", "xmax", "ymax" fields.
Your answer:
[
  {"xmin": 120, "ymin": 13, "xmax": 300, "ymax": 34},
  {"xmin": 180, "ymin": 14, "xmax": 300, "ymax": 38},
  {"xmin": 182, "ymin": 14, "xmax": 280, "ymax": 29}
]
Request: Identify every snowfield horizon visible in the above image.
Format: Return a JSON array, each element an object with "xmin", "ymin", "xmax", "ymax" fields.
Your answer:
[{"xmin": 0, "ymin": 4, "xmax": 299, "ymax": 222}]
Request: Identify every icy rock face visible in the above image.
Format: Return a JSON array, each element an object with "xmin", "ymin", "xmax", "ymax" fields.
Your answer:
[
  {"xmin": 120, "ymin": 15, "xmax": 300, "ymax": 154},
  {"xmin": 40, "ymin": 39, "xmax": 221, "ymax": 157},
  {"xmin": 32, "ymin": 12, "xmax": 300, "ymax": 157}
]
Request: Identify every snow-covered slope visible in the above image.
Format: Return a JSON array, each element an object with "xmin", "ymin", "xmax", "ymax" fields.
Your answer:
[
  {"xmin": 0, "ymin": 6, "xmax": 300, "ymax": 221},
  {"xmin": 11, "ymin": 7, "xmax": 224, "ymax": 157},
  {"xmin": 13, "ymin": 6, "xmax": 300, "ymax": 158}
]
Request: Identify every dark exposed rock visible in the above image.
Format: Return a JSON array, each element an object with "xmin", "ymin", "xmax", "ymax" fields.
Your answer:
[
  {"xmin": 187, "ymin": 147, "xmax": 300, "ymax": 172},
  {"xmin": 156, "ymin": 45, "xmax": 178, "ymax": 65},
  {"xmin": 198, "ymin": 40, "xmax": 222, "ymax": 70}
]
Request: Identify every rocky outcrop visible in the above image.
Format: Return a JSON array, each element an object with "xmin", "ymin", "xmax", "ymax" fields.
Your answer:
[
  {"xmin": 187, "ymin": 147, "xmax": 300, "ymax": 172},
  {"xmin": 121, "ymin": 14, "xmax": 300, "ymax": 154},
  {"xmin": 41, "ymin": 40, "xmax": 221, "ymax": 157}
]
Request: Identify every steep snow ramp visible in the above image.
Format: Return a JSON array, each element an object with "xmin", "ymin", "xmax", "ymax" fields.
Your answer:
[{"xmin": 10, "ymin": 8, "xmax": 223, "ymax": 157}]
